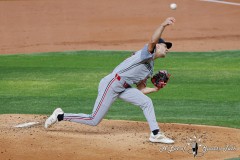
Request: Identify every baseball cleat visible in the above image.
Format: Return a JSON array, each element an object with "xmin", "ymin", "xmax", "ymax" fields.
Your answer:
[
  {"xmin": 44, "ymin": 108, "xmax": 64, "ymax": 129},
  {"xmin": 149, "ymin": 132, "xmax": 174, "ymax": 143}
]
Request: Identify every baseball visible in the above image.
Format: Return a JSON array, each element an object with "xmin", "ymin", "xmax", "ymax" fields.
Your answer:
[{"xmin": 170, "ymin": 3, "xmax": 177, "ymax": 10}]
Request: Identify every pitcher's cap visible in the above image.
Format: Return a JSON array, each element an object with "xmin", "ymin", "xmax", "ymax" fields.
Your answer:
[{"xmin": 158, "ymin": 38, "xmax": 172, "ymax": 49}]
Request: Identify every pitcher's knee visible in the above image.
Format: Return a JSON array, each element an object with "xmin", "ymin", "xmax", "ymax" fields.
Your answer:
[
  {"xmin": 91, "ymin": 120, "xmax": 100, "ymax": 126},
  {"xmin": 90, "ymin": 117, "xmax": 102, "ymax": 126},
  {"xmin": 141, "ymin": 97, "xmax": 153, "ymax": 108}
]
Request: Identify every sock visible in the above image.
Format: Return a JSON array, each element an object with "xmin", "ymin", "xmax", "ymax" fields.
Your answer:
[
  {"xmin": 152, "ymin": 129, "xmax": 159, "ymax": 135},
  {"xmin": 57, "ymin": 114, "xmax": 64, "ymax": 121}
]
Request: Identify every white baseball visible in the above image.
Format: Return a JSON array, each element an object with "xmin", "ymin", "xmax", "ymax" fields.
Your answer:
[{"xmin": 170, "ymin": 3, "xmax": 177, "ymax": 10}]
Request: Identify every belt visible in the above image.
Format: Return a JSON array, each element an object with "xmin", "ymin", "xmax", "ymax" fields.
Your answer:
[{"xmin": 115, "ymin": 74, "xmax": 131, "ymax": 88}]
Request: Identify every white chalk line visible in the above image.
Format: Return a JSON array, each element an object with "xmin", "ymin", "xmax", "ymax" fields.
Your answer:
[
  {"xmin": 14, "ymin": 121, "xmax": 40, "ymax": 128},
  {"xmin": 200, "ymin": 0, "xmax": 240, "ymax": 6}
]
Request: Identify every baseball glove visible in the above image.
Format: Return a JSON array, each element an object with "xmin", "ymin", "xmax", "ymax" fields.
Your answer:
[{"xmin": 151, "ymin": 70, "xmax": 170, "ymax": 88}]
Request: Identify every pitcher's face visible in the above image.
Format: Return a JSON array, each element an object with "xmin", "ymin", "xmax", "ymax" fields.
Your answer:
[{"xmin": 155, "ymin": 43, "xmax": 168, "ymax": 58}]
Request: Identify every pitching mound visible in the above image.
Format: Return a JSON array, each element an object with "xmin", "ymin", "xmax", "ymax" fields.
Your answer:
[{"xmin": 0, "ymin": 114, "xmax": 239, "ymax": 160}]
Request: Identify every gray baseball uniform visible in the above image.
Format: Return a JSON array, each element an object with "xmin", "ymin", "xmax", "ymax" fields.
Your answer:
[{"xmin": 63, "ymin": 44, "xmax": 160, "ymax": 132}]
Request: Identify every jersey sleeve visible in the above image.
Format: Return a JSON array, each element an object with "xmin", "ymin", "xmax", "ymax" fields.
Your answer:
[{"xmin": 140, "ymin": 45, "xmax": 154, "ymax": 61}]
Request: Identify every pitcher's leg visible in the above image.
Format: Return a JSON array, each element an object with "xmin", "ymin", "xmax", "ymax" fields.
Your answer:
[
  {"xmin": 64, "ymin": 77, "xmax": 118, "ymax": 126},
  {"xmin": 119, "ymin": 88, "xmax": 159, "ymax": 131}
]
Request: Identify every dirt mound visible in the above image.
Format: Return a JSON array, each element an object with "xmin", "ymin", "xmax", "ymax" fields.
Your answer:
[{"xmin": 0, "ymin": 114, "xmax": 239, "ymax": 160}]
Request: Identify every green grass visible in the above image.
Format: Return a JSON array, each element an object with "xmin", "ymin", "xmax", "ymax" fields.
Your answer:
[{"xmin": 0, "ymin": 50, "xmax": 239, "ymax": 128}]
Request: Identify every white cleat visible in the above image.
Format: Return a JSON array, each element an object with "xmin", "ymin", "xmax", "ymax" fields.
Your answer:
[
  {"xmin": 149, "ymin": 132, "xmax": 174, "ymax": 144},
  {"xmin": 44, "ymin": 108, "xmax": 64, "ymax": 129}
]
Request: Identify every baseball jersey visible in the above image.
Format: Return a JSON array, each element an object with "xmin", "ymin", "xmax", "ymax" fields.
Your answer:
[{"xmin": 113, "ymin": 45, "xmax": 154, "ymax": 85}]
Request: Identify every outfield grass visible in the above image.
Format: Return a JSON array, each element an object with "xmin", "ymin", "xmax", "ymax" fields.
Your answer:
[{"xmin": 0, "ymin": 50, "xmax": 239, "ymax": 128}]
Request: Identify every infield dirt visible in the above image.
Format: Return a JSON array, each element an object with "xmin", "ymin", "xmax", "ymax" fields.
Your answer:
[
  {"xmin": 1, "ymin": 114, "xmax": 240, "ymax": 160},
  {"xmin": 0, "ymin": 0, "xmax": 239, "ymax": 160}
]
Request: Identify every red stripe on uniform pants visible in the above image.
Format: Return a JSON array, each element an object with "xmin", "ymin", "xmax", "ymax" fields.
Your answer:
[{"xmin": 65, "ymin": 77, "xmax": 116, "ymax": 120}]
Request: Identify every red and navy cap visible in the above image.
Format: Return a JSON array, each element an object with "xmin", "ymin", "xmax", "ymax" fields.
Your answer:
[{"xmin": 158, "ymin": 38, "xmax": 172, "ymax": 49}]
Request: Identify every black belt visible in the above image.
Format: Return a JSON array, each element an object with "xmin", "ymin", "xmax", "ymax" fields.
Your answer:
[{"xmin": 115, "ymin": 74, "xmax": 131, "ymax": 88}]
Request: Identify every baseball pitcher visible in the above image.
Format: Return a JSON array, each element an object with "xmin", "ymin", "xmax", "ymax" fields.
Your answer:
[{"xmin": 45, "ymin": 17, "xmax": 176, "ymax": 143}]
